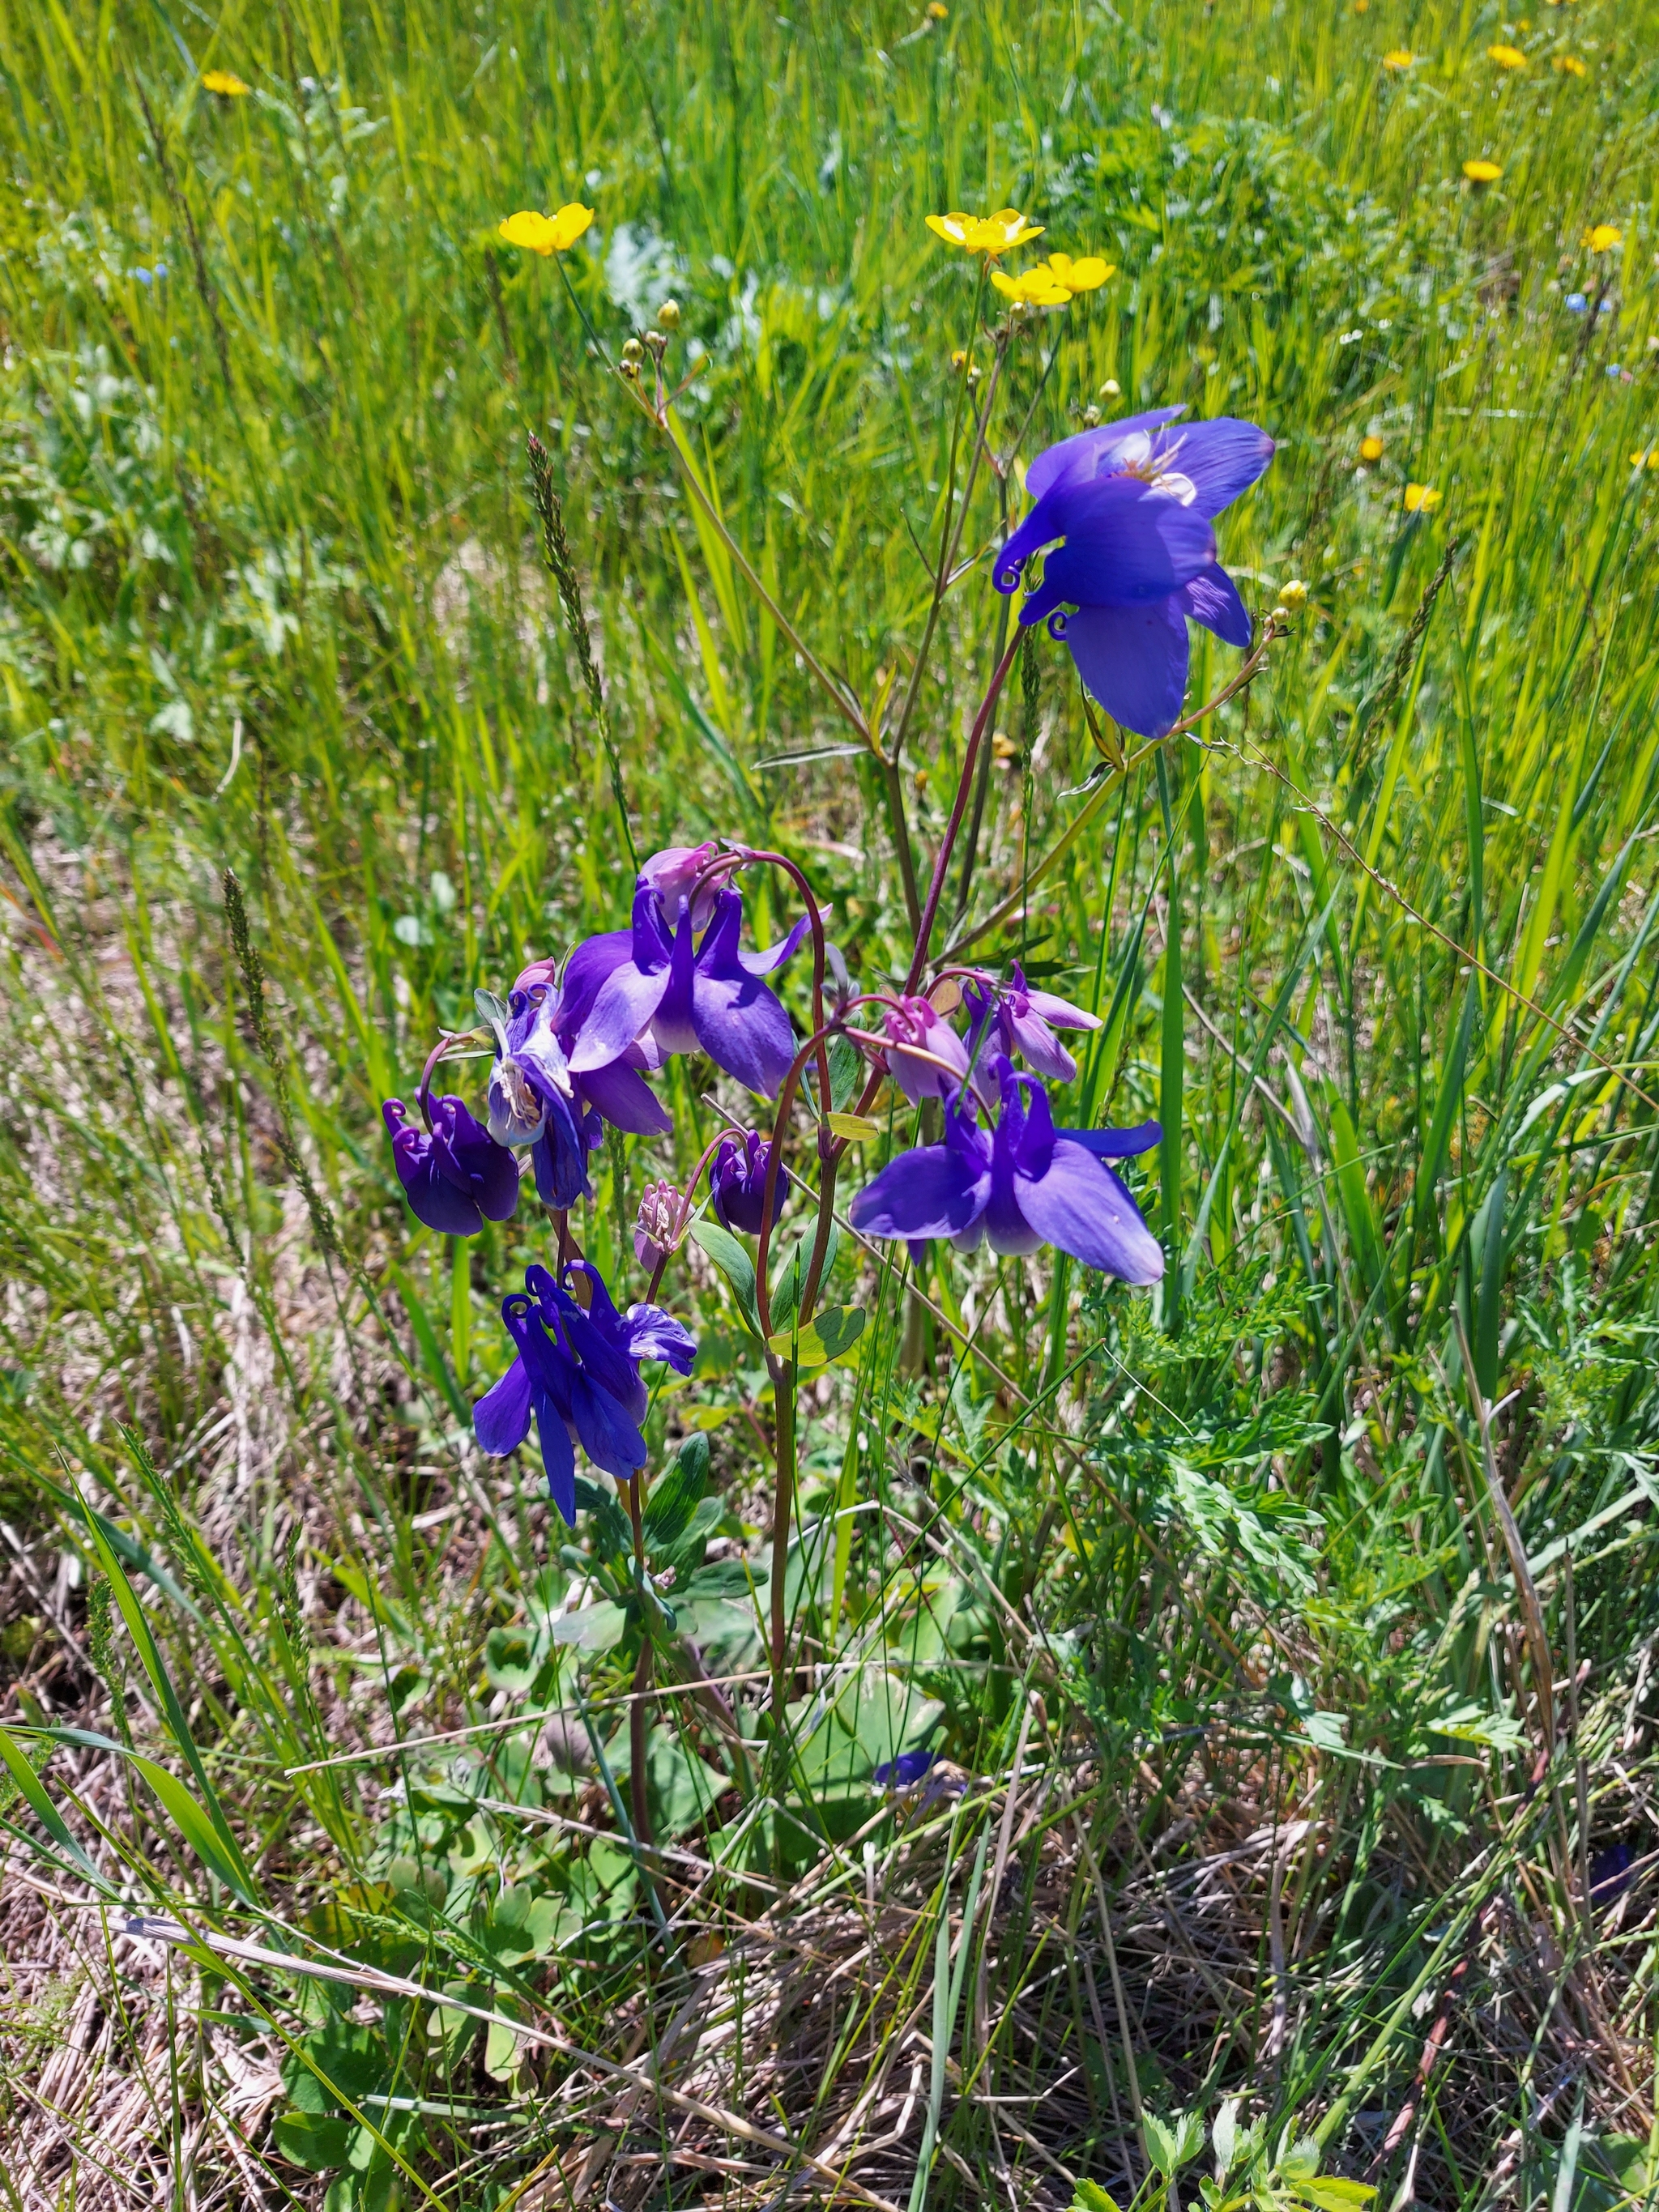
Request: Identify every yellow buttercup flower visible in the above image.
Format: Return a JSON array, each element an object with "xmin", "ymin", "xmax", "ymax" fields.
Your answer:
[
  {"xmin": 926, "ymin": 208, "xmax": 1043, "ymax": 255},
  {"xmin": 1404, "ymin": 483, "xmax": 1442, "ymax": 513},
  {"xmin": 1045, "ymin": 253, "xmax": 1114, "ymax": 292},
  {"xmin": 1584, "ymin": 224, "xmax": 1622, "ymax": 253},
  {"xmin": 1487, "ymin": 42, "xmax": 1527, "ymax": 66},
  {"xmin": 1382, "ymin": 49, "xmax": 1416, "ymax": 68},
  {"xmin": 499, "ymin": 205, "xmax": 595, "ymax": 256},
  {"xmin": 201, "ymin": 68, "xmax": 250, "ymax": 96},
  {"xmin": 1360, "ymin": 434, "xmax": 1385, "ymax": 462},
  {"xmin": 1463, "ymin": 158, "xmax": 1503, "ymax": 183},
  {"xmin": 1631, "ymin": 449, "xmax": 1659, "ymax": 471},
  {"xmin": 992, "ymin": 266, "xmax": 1075, "ymax": 308},
  {"xmin": 927, "ymin": 2, "xmax": 949, "ymax": 15},
  {"xmin": 1553, "ymin": 53, "xmax": 1586, "ymax": 74}
]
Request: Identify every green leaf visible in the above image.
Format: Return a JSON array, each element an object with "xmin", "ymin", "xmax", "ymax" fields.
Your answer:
[
  {"xmin": 1073, "ymin": 2184, "xmax": 1124, "ymax": 2212},
  {"xmin": 827, "ymin": 1033, "xmax": 864, "ymax": 1113},
  {"xmin": 273, "ymin": 2110, "xmax": 353, "ymax": 2172},
  {"xmin": 643, "ymin": 1434, "xmax": 710, "ymax": 1550},
  {"xmin": 769, "ymin": 1225, "xmax": 840, "ymax": 1334},
  {"xmin": 687, "ymin": 1218, "xmax": 761, "ymax": 1336},
  {"xmin": 0, "ymin": 1726, "xmax": 111, "ymax": 1890},
  {"xmin": 684, "ymin": 1557, "xmax": 767, "ymax": 1600},
  {"xmin": 547, "ymin": 1602, "xmax": 629, "ymax": 1652},
  {"xmin": 1295, "ymin": 2180, "xmax": 1376, "ymax": 2212},
  {"xmin": 767, "ymin": 1302, "xmax": 865, "ymax": 1369},
  {"xmin": 484, "ymin": 1624, "xmax": 544, "ymax": 1694},
  {"xmin": 573, "ymin": 1476, "xmax": 633, "ymax": 1562},
  {"xmin": 828, "ymin": 1111, "xmax": 881, "ymax": 1142},
  {"xmin": 1280, "ymin": 2137, "xmax": 1321, "ymax": 2184},
  {"xmin": 389, "ymin": 1261, "xmax": 470, "ymax": 1425}
]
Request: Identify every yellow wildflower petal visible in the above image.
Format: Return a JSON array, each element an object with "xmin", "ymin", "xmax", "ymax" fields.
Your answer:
[
  {"xmin": 1553, "ymin": 53, "xmax": 1586, "ymax": 73},
  {"xmin": 1404, "ymin": 483, "xmax": 1442, "ymax": 513},
  {"xmin": 990, "ymin": 270, "xmax": 1020, "ymax": 299},
  {"xmin": 927, "ymin": 212, "xmax": 974, "ymax": 248},
  {"xmin": 1583, "ymin": 224, "xmax": 1622, "ymax": 253},
  {"xmin": 1360, "ymin": 435, "xmax": 1385, "ymax": 462},
  {"xmin": 927, "ymin": 2, "xmax": 949, "ymax": 16},
  {"xmin": 1463, "ymin": 158, "xmax": 1503, "ymax": 182},
  {"xmin": 1631, "ymin": 450, "xmax": 1657, "ymax": 471},
  {"xmin": 547, "ymin": 202, "xmax": 595, "ymax": 251},
  {"xmin": 1487, "ymin": 42, "xmax": 1527, "ymax": 66},
  {"xmin": 201, "ymin": 68, "xmax": 250, "ymax": 96},
  {"xmin": 1057, "ymin": 254, "xmax": 1113, "ymax": 291},
  {"xmin": 1382, "ymin": 49, "xmax": 1415, "ymax": 68},
  {"xmin": 499, "ymin": 211, "xmax": 560, "ymax": 254}
]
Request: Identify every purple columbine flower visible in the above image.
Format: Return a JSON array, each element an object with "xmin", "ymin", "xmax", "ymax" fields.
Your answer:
[
  {"xmin": 848, "ymin": 1056, "xmax": 1164, "ymax": 1281},
  {"xmin": 873, "ymin": 1747, "xmax": 938, "ymax": 1791},
  {"xmin": 382, "ymin": 1095, "xmax": 518, "ymax": 1236},
  {"xmin": 567, "ymin": 874, "xmax": 811, "ymax": 1100},
  {"xmin": 962, "ymin": 964, "xmax": 1102, "ymax": 1085},
  {"xmin": 487, "ymin": 974, "xmax": 674, "ymax": 1209},
  {"xmin": 994, "ymin": 407, "xmax": 1274, "ymax": 739},
  {"xmin": 710, "ymin": 1129, "xmax": 788, "ymax": 1236},
  {"xmin": 882, "ymin": 995, "xmax": 971, "ymax": 1106},
  {"xmin": 474, "ymin": 1260, "xmax": 696, "ymax": 1525}
]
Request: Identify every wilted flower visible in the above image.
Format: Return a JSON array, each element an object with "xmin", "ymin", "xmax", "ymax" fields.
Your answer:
[
  {"xmin": 850, "ymin": 1058, "xmax": 1163, "ymax": 1281},
  {"xmin": 566, "ymin": 862, "xmax": 810, "ymax": 1100},
  {"xmin": 1404, "ymin": 483, "xmax": 1442, "ymax": 513},
  {"xmin": 1359, "ymin": 434, "xmax": 1385, "ymax": 462},
  {"xmin": 499, "ymin": 205, "xmax": 595, "ymax": 256},
  {"xmin": 475, "ymin": 1261, "xmax": 695, "ymax": 1524},
  {"xmin": 1463, "ymin": 159, "xmax": 1503, "ymax": 183},
  {"xmin": 963, "ymin": 965, "xmax": 1102, "ymax": 1085},
  {"xmin": 383, "ymin": 1095, "xmax": 518, "ymax": 1236},
  {"xmin": 993, "ymin": 407, "xmax": 1273, "ymax": 738},
  {"xmin": 710, "ymin": 1130, "xmax": 789, "ymax": 1236},
  {"xmin": 1584, "ymin": 224, "xmax": 1623, "ymax": 253},
  {"xmin": 201, "ymin": 68, "xmax": 250, "ymax": 95},
  {"xmin": 882, "ymin": 995, "xmax": 971, "ymax": 1105},
  {"xmin": 1487, "ymin": 43, "xmax": 1527, "ymax": 67},
  {"xmin": 926, "ymin": 208, "xmax": 1043, "ymax": 254},
  {"xmin": 634, "ymin": 1180, "xmax": 683, "ymax": 1270}
]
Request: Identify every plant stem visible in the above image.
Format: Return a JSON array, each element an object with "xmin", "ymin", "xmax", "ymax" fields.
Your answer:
[{"xmin": 905, "ymin": 632, "xmax": 1021, "ymax": 992}]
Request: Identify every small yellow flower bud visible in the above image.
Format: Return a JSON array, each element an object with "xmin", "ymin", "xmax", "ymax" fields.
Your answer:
[
  {"xmin": 1279, "ymin": 578, "xmax": 1308, "ymax": 610},
  {"xmin": 1082, "ymin": 405, "xmax": 1102, "ymax": 427},
  {"xmin": 1099, "ymin": 377, "xmax": 1120, "ymax": 398},
  {"xmin": 644, "ymin": 330, "xmax": 667, "ymax": 357},
  {"xmin": 657, "ymin": 299, "xmax": 681, "ymax": 329},
  {"xmin": 621, "ymin": 336, "xmax": 645, "ymax": 364},
  {"xmin": 950, "ymin": 348, "xmax": 969, "ymax": 370}
]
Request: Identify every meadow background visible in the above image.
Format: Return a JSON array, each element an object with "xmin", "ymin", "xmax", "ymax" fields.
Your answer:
[{"xmin": 3, "ymin": 0, "xmax": 1659, "ymax": 2206}]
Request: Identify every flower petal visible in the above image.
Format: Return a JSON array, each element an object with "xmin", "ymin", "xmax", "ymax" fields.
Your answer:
[
  {"xmin": 554, "ymin": 927, "xmax": 634, "ymax": 1034},
  {"xmin": 848, "ymin": 1144, "xmax": 989, "ymax": 1242},
  {"xmin": 1058, "ymin": 1120, "xmax": 1162, "ymax": 1158},
  {"xmin": 569, "ymin": 1370, "xmax": 648, "ymax": 1480},
  {"xmin": 1154, "ymin": 418, "xmax": 1274, "ymax": 518},
  {"xmin": 1174, "ymin": 563, "xmax": 1252, "ymax": 649},
  {"xmin": 475, "ymin": 1355, "xmax": 534, "ymax": 1456},
  {"xmin": 1018, "ymin": 476, "xmax": 1216, "ymax": 614},
  {"xmin": 690, "ymin": 891, "xmax": 796, "ymax": 1095},
  {"xmin": 1060, "ymin": 598, "xmax": 1191, "ymax": 739},
  {"xmin": 1024, "ymin": 407, "xmax": 1188, "ymax": 501},
  {"xmin": 574, "ymin": 1054, "xmax": 674, "ymax": 1136},
  {"xmin": 740, "ymin": 908, "xmax": 817, "ymax": 976},
  {"xmin": 1015, "ymin": 1140, "xmax": 1165, "ymax": 1281},
  {"xmin": 621, "ymin": 1304, "xmax": 698, "ymax": 1374},
  {"xmin": 531, "ymin": 1392, "xmax": 578, "ymax": 1526},
  {"xmin": 1005, "ymin": 1011, "xmax": 1077, "ymax": 1083}
]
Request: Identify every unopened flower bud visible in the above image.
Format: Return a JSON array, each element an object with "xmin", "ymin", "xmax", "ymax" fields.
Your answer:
[
  {"xmin": 620, "ymin": 357, "xmax": 642, "ymax": 381},
  {"xmin": 656, "ymin": 298, "xmax": 680, "ymax": 329},
  {"xmin": 1279, "ymin": 578, "xmax": 1308, "ymax": 611},
  {"xmin": 644, "ymin": 330, "xmax": 666, "ymax": 356},
  {"xmin": 1099, "ymin": 377, "xmax": 1121, "ymax": 398},
  {"xmin": 1082, "ymin": 404, "xmax": 1102, "ymax": 427},
  {"xmin": 621, "ymin": 335, "xmax": 645, "ymax": 364}
]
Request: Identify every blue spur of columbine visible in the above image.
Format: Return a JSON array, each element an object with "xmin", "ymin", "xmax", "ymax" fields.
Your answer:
[
  {"xmin": 848, "ymin": 1056, "xmax": 1165, "ymax": 1281},
  {"xmin": 473, "ymin": 1260, "xmax": 696, "ymax": 1526},
  {"xmin": 382, "ymin": 1094, "xmax": 518, "ymax": 1235},
  {"xmin": 993, "ymin": 407, "xmax": 1274, "ymax": 739},
  {"xmin": 565, "ymin": 846, "xmax": 812, "ymax": 1100}
]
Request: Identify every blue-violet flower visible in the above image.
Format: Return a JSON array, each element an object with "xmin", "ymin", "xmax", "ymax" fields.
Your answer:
[
  {"xmin": 710, "ymin": 1129, "xmax": 789, "ymax": 1236},
  {"xmin": 382, "ymin": 1094, "xmax": 518, "ymax": 1236}
]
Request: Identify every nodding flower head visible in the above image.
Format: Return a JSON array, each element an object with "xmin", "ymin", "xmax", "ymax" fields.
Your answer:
[
  {"xmin": 473, "ymin": 1259, "xmax": 696, "ymax": 1525},
  {"xmin": 962, "ymin": 962, "xmax": 1102, "ymax": 1085},
  {"xmin": 637, "ymin": 841, "xmax": 730, "ymax": 932},
  {"xmin": 634, "ymin": 1178, "xmax": 684, "ymax": 1270},
  {"xmin": 882, "ymin": 995, "xmax": 971, "ymax": 1106},
  {"xmin": 382, "ymin": 1095, "xmax": 519, "ymax": 1237},
  {"xmin": 710, "ymin": 1129, "xmax": 788, "ymax": 1237}
]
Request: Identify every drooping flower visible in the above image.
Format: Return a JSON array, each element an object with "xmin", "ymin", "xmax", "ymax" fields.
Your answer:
[
  {"xmin": 568, "ymin": 872, "xmax": 811, "ymax": 1100},
  {"xmin": 962, "ymin": 965, "xmax": 1102, "ymax": 1085},
  {"xmin": 926, "ymin": 209, "xmax": 1043, "ymax": 255},
  {"xmin": 1584, "ymin": 224, "xmax": 1623, "ymax": 253},
  {"xmin": 1487, "ymin": 43, "xmax": 1527, "ymax": 68},
  {"xmin": 486, "ymin": 976, "xmax": 672, "ymax": 1210},
  {"xmin": 992, "ymin": 407, "xmax": 1274, "ymax": 738},
  {"xmin": 499, "ymin": 206, "xmax": 595, "ymax": 255},
  {"xmin": 849, "ymin": 1058, "xmax": 1164, "ymax": 1282},
  {"xmin": 882, "ymin": 995, "xmax": 971, "ymax": 1106},
  {"xmin": 1463, "ymin": 159, "xmax": 1503, "ymax": 183},
  {"xmin": 1404, "ymin": 483, "xmax": 1441, "ymax": 513},
  {"xmin": 710, "ymin": 1130, "xmax": 789, "ymax": 1236},
  {"xmin": 201, "ymin": 68, "xmax": 250, "ymax": 95},
  {"xmin": 474, "ymin": 1261, "xmax": 695, "ymax": 1524},
  {"xmin": 382, "ymin": 1095, "xmax": 519, "ymax": 1236}
]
